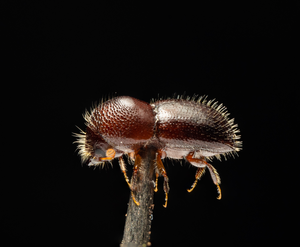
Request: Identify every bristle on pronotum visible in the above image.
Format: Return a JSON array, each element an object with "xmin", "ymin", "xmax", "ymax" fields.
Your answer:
[{"xmin": 73, "ymin": 126, "xmax": 91, "ymax": 163}]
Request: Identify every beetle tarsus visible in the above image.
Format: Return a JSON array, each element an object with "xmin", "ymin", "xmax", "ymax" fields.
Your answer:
[
  {"xmin": 216, "ymin": 184, "xmax": 222, "ymax": 200},
  {"xmin": 187, "ymin": 167, "xmax": 206, "ymax": 192},
  {"xmin": 131, "ymin": 191, "xmax": 140, "ymax": 206},
  {"xmin": 187, "ymin": 179, "xmax": 198, "ymax": 193},
  {"xmin": 163, "ymin": 192, "xmax": 168, "ymax": 208},
  {"xmin": 154, "ymin": 172, "xmax": 159, "ymax": 192}
]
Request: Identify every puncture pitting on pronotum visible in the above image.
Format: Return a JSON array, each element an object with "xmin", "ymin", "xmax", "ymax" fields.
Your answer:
[{"xmin": 74, "ymin": 95, "xmax": 242, "ymax": 207}]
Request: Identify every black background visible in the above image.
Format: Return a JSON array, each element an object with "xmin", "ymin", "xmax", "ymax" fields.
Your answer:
[{"xmin": 3, "ymin": 2, "xmax": 298, "ymax": 246}]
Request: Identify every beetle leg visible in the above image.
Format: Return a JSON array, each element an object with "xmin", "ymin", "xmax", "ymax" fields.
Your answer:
[
  {"xmin": 154, "ymin": 171, "xmax": 159, "ymax": 192},
  {"xmin": 128, "ymin": 152, "xmax": 135, "ymax": 162},
  {"xmin": 119, "ymin": 156, "xmax": 140, "ymax": 206},
  {"xmin": 156, "ymin": 152, "xmax": 170, "ymax": 208},
  {"xmin": 118, "ymin": 157, "xmax": 131, "ymax": 188},
  {"xmin": 206, "ymin": 163, "xmax": 222, "ymax": 199},
  {"xmin": 119, "ymin": 154, "xmax": 141, "ymax": 206},
  {"xmin": 186, "ymin": 153, "xmax": 222, "ymax": 199},
  {"xmin": 128, "ymin": 154, "xmax": 143, "ymax": 206},
  {"xmin": 187, "ymin": 167, "xmax": 206, "ymax": 192}
]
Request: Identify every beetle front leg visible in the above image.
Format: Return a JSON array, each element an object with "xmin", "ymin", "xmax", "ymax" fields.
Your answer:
[
  {"xmin": 119, "ymin": 156, "xmax": 140, "ymax": 206},
  {"xmin": 119, "ymin": 156, "xmax": 131, "ymax": 188}
]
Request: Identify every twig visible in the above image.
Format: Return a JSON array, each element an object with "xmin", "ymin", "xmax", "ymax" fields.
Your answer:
[{"xmin": 120, "ymin": 146, "xmax": 157, "ymax": 247}]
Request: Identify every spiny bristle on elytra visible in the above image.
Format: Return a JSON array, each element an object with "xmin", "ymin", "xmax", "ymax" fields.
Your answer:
[
  {"xmin": 168, "ymin": 94, "xmax": 233, "ymax": 124},
  {"xmin": 207, "ymin": 149, "xmax": 240, "ymax": 162},
  {"xmin": 195, "ymin": 95, "xmax": 243, "ymax": 151}
]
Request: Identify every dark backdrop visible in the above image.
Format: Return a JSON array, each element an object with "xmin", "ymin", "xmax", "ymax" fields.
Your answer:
[{"xmin": 4, "ymin": 2, "xmax": 297, "ymax": 246}]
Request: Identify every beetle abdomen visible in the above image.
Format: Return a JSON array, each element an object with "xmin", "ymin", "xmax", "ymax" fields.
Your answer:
[{"xmin": 152, "ymin": 98, "xmax": 241, "ymax": 157}]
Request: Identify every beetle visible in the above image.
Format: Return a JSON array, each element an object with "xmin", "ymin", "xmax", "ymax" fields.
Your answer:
[{"xmin": 74, "ymin": 95, "xmax": 242, "ymax": 207}]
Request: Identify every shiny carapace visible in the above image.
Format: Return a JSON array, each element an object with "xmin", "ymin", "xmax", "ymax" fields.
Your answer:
[{"xmin": 74, "ymin": 95, "xmax": 242, "ymax": 207}]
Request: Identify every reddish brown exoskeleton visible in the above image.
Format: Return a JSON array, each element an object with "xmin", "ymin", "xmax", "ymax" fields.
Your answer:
[{"xmin": 74, "ymin": 95, "xmax": 242, "ymax": 207}]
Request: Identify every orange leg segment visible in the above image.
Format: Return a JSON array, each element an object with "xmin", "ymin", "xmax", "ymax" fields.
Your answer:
[
  {"xmin": 119, "ymin": 157, "xmax": 131, "ymax": 188},
  {"xmin": 154, "ymin": 172, "xmax": 159, "ymax": 192},
  {"xmin": 156, "ymin": 152, "xmax": 170, "ymax": 208},
  {"xmin": 187, "ymin": 167, "xmax": 206, "ymax": 192},
  {"xmin": 130, "ymin": 154, "xmax": 143, "ymax": 206},
  {"xmin": 119, "ymin": 156, "xmax": 140, "ymax": 206},
  {"xmin": 186, "ymin": 153, "xmax": 222, "ymax": 200}
]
